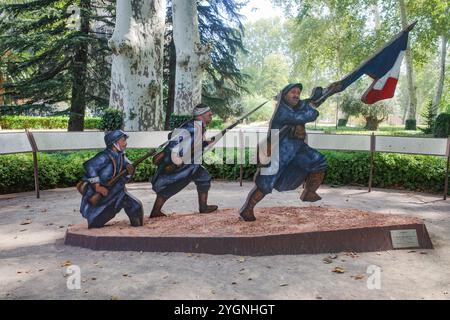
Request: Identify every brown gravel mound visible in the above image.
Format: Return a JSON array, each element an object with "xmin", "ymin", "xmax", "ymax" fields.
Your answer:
[{"xmin": 68, "ymin": 206, "xmax": 424, "ymax": 237}]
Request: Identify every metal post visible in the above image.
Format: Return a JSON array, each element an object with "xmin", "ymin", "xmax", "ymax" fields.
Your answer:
[
  {"xmin": 444, "ymin": 138, "xmax": 450, "ymax": 200},
  {"xmin": 368, "ymin": 133, "xmax": 375, "ymax": 193},
  {"xmin": 25, "ymin": 129, "xmax": 40, "ymax": 199},
  {"xmin": 239, "ymin": 129, "xmax": 243, "ymax": 187}
]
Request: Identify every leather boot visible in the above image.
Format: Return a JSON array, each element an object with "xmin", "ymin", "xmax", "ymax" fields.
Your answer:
[
  {"xmin": 198, "ymin": 191, "xmax": 218, "ymax": 213},
  {"xmin": 150, "ymin": 194, "xmax": 168, "ymax": 218},
  {"xmin": 300, "ymin": 170, "xmax": 326, "ymax": 202},
  {"xmin": 239, "ymin": 186, "xmax": 265, "ymax": 222},
  {"xmin": 129, "ymin": 207, "xmax": 144, "ymax": 227}
]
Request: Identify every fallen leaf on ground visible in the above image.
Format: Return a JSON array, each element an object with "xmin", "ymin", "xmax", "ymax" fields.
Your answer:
[
  {"xmin": 332, "ymin": 266, "xmax": 346, "ymax": 274},
  {"xmin": 41, "ymin": 209, "xmax": 48, "ymax": 213},
  {"xmin": 345, "ymin": 252, "xmax": 359, "ymax": 258},
  {"xmin": 61, "ymin": 260, "xmax": 72, "ymax": 267},
  {"xmin": 323, "ymin": 257, "xmax": 333, "ymax": 264},
  {"xmin": 20, "ymin": 219, "xmax": 32, "ymax": 225},
  {"xmin": 19, "ymin": 229, "xmax": 27, "ymax": 232},
  {"xmin": 351, "ymin": 274, "xmax": 365, "ymax": 280}
]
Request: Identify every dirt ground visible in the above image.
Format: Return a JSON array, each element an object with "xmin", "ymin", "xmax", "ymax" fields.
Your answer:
[{"xmin": 1, "ymin": 181, "xmax": 449, "ymax": 300}]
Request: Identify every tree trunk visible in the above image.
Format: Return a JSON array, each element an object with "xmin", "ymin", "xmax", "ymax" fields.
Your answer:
[
  {"xmin": 172, "ymin": 0, "xmax": 210, "ymax": 115},
  {"xmin": 0, "ymin": 67, "xmax": 4, "ymax": 106},
  {"xmin": 432, "ymin": 35, "xmax": 448, "ymax": 117},
  {"xmin": 399, "ymin": 0, "xmax": 417, "ymax": 130},
  {"xmin": 338, "ymin": 110, "xmax": 349, "ymax": 127},
  {"xmin": 365, "ymin": 116, "xmax": 381, "ymax": 130},
  {"xmin": 68, "ymin": 0, "xmax": 90, "ymax": 132},
  {"xmin": 109, "ymin": 0, "xmax": 166, "ymax": 131},
  {"xmin": 165, "ymin": 36, "xmax": 176, "ymax": 129}
]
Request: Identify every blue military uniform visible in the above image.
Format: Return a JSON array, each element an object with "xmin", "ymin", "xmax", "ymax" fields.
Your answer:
[
  {"xmin": 255, "ymin": 84, "xmax": 327, "ymax": 194},
  {"xmin": 80, "ymin": 130, "xmax": 143, "ymax": 228},
  {"xmin": 239, "ymin": 83, "xmax": 328, "ymax": 221},
  {"xmin": 150, "ymin": 103, "xmax": 218, "ymax": 217},
  {"xmin": 151, "ymin": 119, "xmax": 212, "ymax": 199}
]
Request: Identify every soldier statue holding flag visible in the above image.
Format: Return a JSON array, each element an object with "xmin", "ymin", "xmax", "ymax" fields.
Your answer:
[
  {"xmin": 239, "ymin": 82, "xmax": 341, "ymax": 222},
  {"xmin": 239, "ymin": 21, "xmax": 416, "ymax": 222}
]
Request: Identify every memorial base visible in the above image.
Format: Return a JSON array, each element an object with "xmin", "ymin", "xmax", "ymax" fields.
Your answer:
[{"xmin": 64, "ymin": 206, "xmax": 433, "ymax": 255}]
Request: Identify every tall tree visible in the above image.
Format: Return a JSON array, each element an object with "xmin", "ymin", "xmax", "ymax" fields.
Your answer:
[
  {"xmin": 172, "ymin": 0, "xmax": 210, "ymax": 114},
  {"xmin": 276, "ymin": 0, "xmax": 374, "ymax": 125},
  {"xmin": 0, "ymin": 0, "xmax": 112, "ymax": 129},
  {"xmin": 399, "ymin": 0, "xmax": 418, "ymax": 130},
  {"xmin": 407, "ymin": 0, "xmax": 449, "ymax": 117},
  {"xmin": 109, "ymin": 0, "xmax": 166, "ymax": 131},
  {"xmin": 68, "ymin": 0, "xmax": 90, "ymax": 131},
  {"xmin": 164, "ymin": 0, "xmax": 247, "ymax": 122}
]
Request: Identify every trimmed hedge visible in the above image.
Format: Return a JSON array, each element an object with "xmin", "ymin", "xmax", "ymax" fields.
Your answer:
[
  {"xmin": 434, "ymin": 113, "xmax": 450, "ymax": 137},
  {"xmin": 0, "ymin": 116, "xmax": 101, "ymax": 129},
  {"xmin": 0, "ymin": 149, "xmax": 448, "ymax": 195}
]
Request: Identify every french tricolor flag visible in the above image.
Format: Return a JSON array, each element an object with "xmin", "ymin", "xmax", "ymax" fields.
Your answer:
[{"xmin": 340, "ymin": 27, "xmax": 412, "ymax": 104}]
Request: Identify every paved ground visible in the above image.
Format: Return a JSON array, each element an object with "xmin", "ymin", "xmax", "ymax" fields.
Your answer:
[{"xmin": 1, "ymin": 181, "xmax": 449, "ymax": 300}]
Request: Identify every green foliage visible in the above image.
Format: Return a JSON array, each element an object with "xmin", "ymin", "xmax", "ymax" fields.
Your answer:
[
  {"xmin": 405, "ymin": 119, "xmax": 417, "ymax": 130},
  {"xmin": 0, "ymin": 0, "xmax": 112, "ymax": 121},
  {"xmin": 419, "ymin": 100, "xmax": 436, "ymax": 134},
  {"xmin": 241, "ymin": 95, "xmax": 274, "ymax": 122},
  {"xmin": 169, "ymin": 114, "xmax": 192, "ymax": 130},
  {"xmin": 209, "ymin": 117, "xmax": 225, "ymax": 129},
  {"xmin": 341, "ymin": 94, "xmax": 392, "ymax": 130},
  {"xmin": 0, "ymin": 116, "xmax": 100, "ymax": 129},
  {"xmin": 1, "ymin": 149, "xmax": 448, "ymax": 195},
  {"xmin": 167, "ymin": 114, "xmax": 224, "ymax": 130},
  {"xmin": 434, "ymin": 113, "xmax": 450, "ymax": 137},
  {"xmin": 97, "ymin": 108, "xmax": 123, "ymax": 131},
  {"xmin": 337, "ymin": 119, "xmax": 348, "ymax": 127}
]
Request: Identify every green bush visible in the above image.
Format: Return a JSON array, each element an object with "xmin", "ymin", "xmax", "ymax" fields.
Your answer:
[
  {"xmin": 0, "ymin": 116, "xmax": 101, "ymax": 129},
  {"xmin": 0, "ymin": 149, "xmax": 448, "ymax": 195},
  {"xmin": 169, "ymin": 114, "xmax": 192, "ymax": 130},
  {"xmin": 434, "ymin": 113, "xmax": 450, "ymax": 137},
  {"xmin": 405, "ymin": 119, "xmax": 417, "ymax": 130},
  {"xmin": 97, "ymin": 108, "xmax": 124, "ymax": 131}
]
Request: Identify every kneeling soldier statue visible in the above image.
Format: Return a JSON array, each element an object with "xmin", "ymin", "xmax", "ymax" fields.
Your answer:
[{"xmin": 77, "ymin": 130, "xmax": 144, "ymax": 228}]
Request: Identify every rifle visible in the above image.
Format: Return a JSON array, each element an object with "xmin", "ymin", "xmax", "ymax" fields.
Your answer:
[
  {"xmin": 203, "ymin": 100, "xmax": 270, "ymax": 154},
  {"xmin": 160, "ymin": 100, "xmax": 270, "ymax": 174},
  {"xmin": 82, "ymin": 140, "xmax": 173, "ymax": 207}
]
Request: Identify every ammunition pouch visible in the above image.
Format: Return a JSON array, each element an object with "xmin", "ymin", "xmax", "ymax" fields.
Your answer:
[
  {"xmin": 163, "ymin": 163, "xmax": 183, "ymax": 175},
  {"xmin": 76, "ymin": 180, "xmax": 89, "ymax": 195},
  {"xmin": 153, "ymin": 150, "xmax": 165, "ymax": 166},
  {"xmin": 289, "ymin": 125, "xmax": 306, "ymax": 140}
]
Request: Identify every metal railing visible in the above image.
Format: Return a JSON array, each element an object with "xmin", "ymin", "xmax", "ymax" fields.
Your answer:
[{"xmin": 1, "ymin": 130, "xmax": 449, "ymax": 199}]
